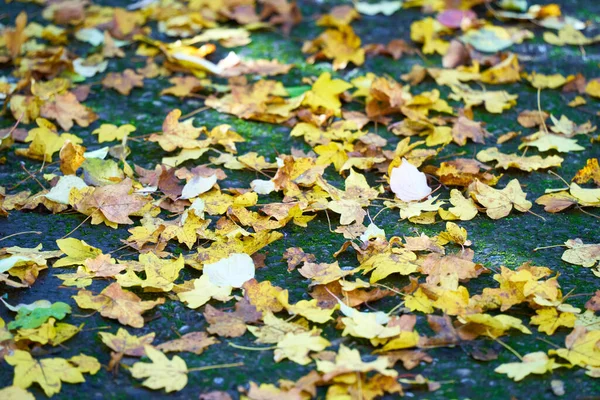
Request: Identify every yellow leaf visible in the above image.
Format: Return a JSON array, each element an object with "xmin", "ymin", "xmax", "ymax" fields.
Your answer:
[
  {"xmin": 99, "ymin": 328, "xmax": 155, "ymax": 356},
  {"xmin": 519, "ymin": 133, "xmax": 584, "ymax": 153},
  {"xmin": 550, "ymin": 327, "xmax": 600, "ymax": 367},
  {"xmin": 54, "ymin": 238, "xmax": 102, "ymax": 268},
  {"xmin": 530, "ymin": 308, "xmax": 576, "ymax": 335},
  {"xmin": 470, "ymin": 179, "xmax": 532, "ymax": 219},
  {"xmin": 439, "ymin": 189, "xmax": 478, "ymax": 221},
  {"xmin": 0, "ymin": 386, "xmax": 35, "ymax": 400},
  {"xmin": 177, "ymin": 275, "xmax": 232, "ymax": 309},
  {"xmin": 523, "ymin": 72, "xmax": 569, "ymax": 89},
  {"xmin": 586, "ymin": 80, "xmax": 600, "ymax": 98},
  {"xmin": 92, "ymin": 123, "xmax": 136, "ymax": 143},
  {"xmin": 404, "ymin": 287, "xmax": 434, "ymax": 314},
  {"xmin": 5, "ymin": 350, "xmax": 85, "ymax": 397},
  {"xmin": 477, "ymin": 147, "xmax": 563, "ymax": 171},
  {"xmin": 302, "ymin": 72, "xmax": 353, "ymax": 113},
  {"xmin": 130, "ymin": 345, "xmax": 188, "ymax": 392},
  {"xmin": 480, "ymin": 54, "xmax": 521, "ymax": 84},
  {"xmin": 274, "ymin": 329, "xmax": 330, "ymax": 365},
  {"xmin": 316, "ymin": 345, "xmax": 397, "ymax": 382},
  {"xmin": 495, "ymin": 352, "xmax": 563, "ymax": 381},
  {"xmin": 116, "ymin": 254, "xmax": 184, "ymax": 292},
  {"xmin": 285, "ymin": 299, "xmax": 336, "ymax": 324}
]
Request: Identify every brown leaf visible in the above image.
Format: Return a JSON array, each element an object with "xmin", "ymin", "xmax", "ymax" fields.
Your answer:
[
  {"xmin": 40, "ymin": 92, "xmax": 98, "ymax": 131},
  {"xmin": 283, "ymin": 247, "xmax": 316, "ymax": 271},
  {"xmin": 102, "ymin": 69, "xmax": 144, "ymax": 95},
  {"xmin": 74, "ymin": 178, "xmax": 147, "ymax": 225},
  {"xmin": 517, "ymin": 110, "xmax": 549, "ymax": 128},
  {"xmin": 157, "ymin": 332, "xmax": 219, "ymax": 355},
  {"xmin": 385, "ymin": 350, "xmax": 433, "ymax": 369},
  {"xmin": 203, "ymin": 305, "xmax": 247, "ymax": 338},
  {"xmin": 452, "ymin": 116, "xmax": 490, "ymax": 146},
  {"xmin": 73, "ymin": 283, "xmax": 164, "ymax": 328},
  {"xmin": 586, "ymin": 291, "xmax": 600, "ymax": 312}
]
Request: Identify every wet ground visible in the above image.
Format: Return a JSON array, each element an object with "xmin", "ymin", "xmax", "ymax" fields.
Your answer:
[{"xmin": 1, "ymin": 0, "xmax": 599, "ymax": 398}]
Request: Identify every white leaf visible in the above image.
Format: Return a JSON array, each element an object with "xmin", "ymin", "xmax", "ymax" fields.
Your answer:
[
  {"xmin": 389, "ymin": 158, "xmax": 431, "ymax": 202},
  {"xmin": 45, "ymin": 176, "xmax": 88, "ymax": 205},
  {"xmin": 180, "ymin": 174, "xmax": 217, "ymax": 199},
  {"xmin": 356, "ymin": 1, "xmax": 403, "ymax": 16},
  {"xmin": 74, "ymin": 28, "xmax": 105, "ymax": 46},
  {"xmin": 203, "ymin": 253, "xmax": 255, "ymax": 288},
  {"xmin": 83, "ymin": 147, "xmax": 109, "ymax": 159},
  {"xmin": 251, "ymin": 179, "xmax": 275, "ymax": 195},
  {"xmin": 359, "ymin": 223, "xmax": 386, "ymax": 243}
]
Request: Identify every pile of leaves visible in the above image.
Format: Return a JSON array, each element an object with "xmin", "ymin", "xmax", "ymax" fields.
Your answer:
[{"xmin": 0, "ymin": 0, "xmax": 599, "ymax": 398}]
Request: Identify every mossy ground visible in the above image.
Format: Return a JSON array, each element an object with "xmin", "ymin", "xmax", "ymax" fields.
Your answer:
[{"xmin": 1, "ymin": 1, "xmax": 600, "ymax": 399}]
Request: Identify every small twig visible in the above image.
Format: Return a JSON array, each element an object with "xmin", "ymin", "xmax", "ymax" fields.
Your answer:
[
  {"xmin": 533, "ymin": 244, "xmax": 566, "ymax": 252},
  {"xmin": 0, "ymin": 230, "xmax": 42, "ymax": 242},
  {"xmin": 19, "ymin": 162, "xmax": 46, "ymax": 190},
  {"xmin": 59, "ymin": 214, "xmax": 93, "ymax": 239},
  {"xmin": 493, "ymin": 336, "xmax": 523, "ymax": 361},
  {"xmin": 180, "ymin": 106, "xmax": 209, "ymax": 120},
  {"xmin": 537, "ymin": 88, "xmax": 549, "ymax": 135}
]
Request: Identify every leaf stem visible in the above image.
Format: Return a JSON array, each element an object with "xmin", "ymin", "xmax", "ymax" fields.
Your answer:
[
  {"xmin": 187, "ymin": 362, "xmax": 243, "ymax": 372},
  {"xmin": 228, "ymin": 342, "xmax": 277, "ymax": 351}
]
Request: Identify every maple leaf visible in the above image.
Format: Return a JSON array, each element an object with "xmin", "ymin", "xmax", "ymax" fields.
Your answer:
[
  {"xmin": 298, "ymin": 261, "xmax": 354, "ymax": 286},
  {"xmin": 116, "ymin": 254, "xmax": 184, "ymax": 292},
  {"xmin": 543, "ymin": 25, "xmax": 600, "ymax": 46},
  {"xmin": 102, "ymin": 69, "xmax": 144, "ymax": 95},
  {"xmin": 274, "ymin": 329, "xmax": 330, "ymax": 365},
  {"xmin": 477, "ymin": 147, "xmax": 563, "ymax": 172},
  {"xmin": 177, "ymin": 275, "xmax": 232, "ymax": 309},
  {"xmin": 519, "ymin": 133, "xmax": 584, "ymax": 153},
  {"xmin": 495, "ymin": 352, "xmax": 564, "ymax": 381},
  {"xmin": 99, "ymin": 328, "xmax": 155, "ymax": 357},
  {"xmin": 40, "ymin": 92, "xmax": 98, "ymax": 131},
  {"xmin": 0, "ymin": 244, "xmax": 62, "ymax": 274},
  {"xmin": 302, "ymin": 72, "xmax": 353, "ymax": 113},
  {"xmin": 5, "ymin": 350, "xmax": 86, "ymax": 397},
  {"xmin": 550, "ymin": 327, "xmax": 600, "ymax": 367},
  {"xmin": 0, "ymin": 386, "xmax": 34, "ymax": 400},
  {"xmin": 530, "ymin": 308, "xmax": 576, "ymax": 335},
  {"xmin": 439, "ymin": 189, "xmax": 479, "ymax": 221},
  {"xmin": 130, "ymin": 346, "xmax": 188, "ymax": 393},
  {"xmin": 7, "ymin": 301, "xmax": 71, "ymax": 330},
  {"xmin": 303, "ymin": 26, "xmax": 365, "ymax": 70},
  {"xmin": 449, "ymin": 85, "xmax": 518, "ymax": 113},
  {"xmin": 573, "ymin": 158, "xmax": 600, "ymax": 186},
  {"xmin": 73, "ymin": 178, "xmax": 148, "ymax": 226},
  {"xmin": 469, "ymin": 179, "xmax": 532, "ymax": 219},
  {"xmin": 561, "ymin": 239, "xmax": 600, "ymax": 268},
  {"xmin": 14, "ymin": 317, "xmax": 82, "ymax": 346},
  {"xmin": 149, "ymin": 109, "xmax": 207, "ymax": 151},
  {"xmin": 316, "ymin": 345, "xmax": 397, "ymax": 382},
  {"xmin": 517, "ymin": 110, "xmax": 549, "ymax": 128},
  {"xmin": 54, "ymin": 238, "xmax": 102, "ymax": 268},
  {"xmin": 452, "ymin": 116, "xmax": 490, "ymax": 146},
  {"xmin": 157, "ymin": 331, "xmax": 219, "ymax": 355},
  {"xmin": 160, "ymin": 76, "xmax": 204, "ymax": 98},
  {"xmin": 73, "ymin": 282, "xmax": 165, "ymax": 328},
  {"xmin": 92, "ymin": 123, "xmax": 136, "ymax": 143}
]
